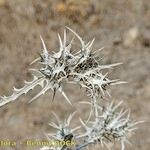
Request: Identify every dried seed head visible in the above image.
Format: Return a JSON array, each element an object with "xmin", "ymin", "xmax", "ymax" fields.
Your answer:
[
  {"xmin": 0, "ymin": 27, "xmax": 124, "ymax": 107},
  {"xmin": 78, "ymin": 101, "xmax": 142, "ymax": 150}
]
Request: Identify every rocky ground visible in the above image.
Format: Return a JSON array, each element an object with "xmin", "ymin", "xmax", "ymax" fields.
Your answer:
[{"xmin": 0, "ymin": 0, "xmax": 150, "ymax": 150}]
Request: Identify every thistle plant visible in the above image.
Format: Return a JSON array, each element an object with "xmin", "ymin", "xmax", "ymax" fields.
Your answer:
[{"xmin": 0, "ymin": 27, "xmax": 142, "ymax": 150}]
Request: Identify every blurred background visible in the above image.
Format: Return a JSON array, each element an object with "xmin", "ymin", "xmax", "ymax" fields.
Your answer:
[{"xmin": 0, "ymin": 0, "xmax": 149, "ymax": 150}]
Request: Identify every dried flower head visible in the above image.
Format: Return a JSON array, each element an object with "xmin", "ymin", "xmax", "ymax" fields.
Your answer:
[
  {"xmin": 0, "ymin": 27, "xmax": 123, "ymax": 107},
  {"xmin": 78, "ymin": 101, "xmax": 142, "ymax": 150},
  {"xmin": 48, "ymin": 112, "xmax": 80, "ymax": 141},
  {"xmin": 41, "ymin": 112, "xmax": 80, "ymax": 150}
]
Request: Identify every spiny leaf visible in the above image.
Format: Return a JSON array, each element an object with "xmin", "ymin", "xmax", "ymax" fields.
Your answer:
[{"xmin": 0, "ymin": 75, "xmax": 45, "ymax": 107}]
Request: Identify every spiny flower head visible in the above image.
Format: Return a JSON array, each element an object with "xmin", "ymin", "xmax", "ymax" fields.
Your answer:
[
  {"xmin": 0, "ymin": 27, "xmax": 123, "ymax": 107},
  {"xmin": 78, "ymin": 101, "xmax": 142, "ymax": 150},
  {"xmin": 47, "ymin": 112, "xmax": 80, "ymax": 141},
  {"xmin": 40, "ymin": 112, "xmax": 80, "ymax": 150}
]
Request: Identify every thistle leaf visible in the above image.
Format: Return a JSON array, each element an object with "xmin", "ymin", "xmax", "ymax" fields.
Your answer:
[{"xmin": 0, "ymin": 75, "xmax": 45, "ymax": 107}]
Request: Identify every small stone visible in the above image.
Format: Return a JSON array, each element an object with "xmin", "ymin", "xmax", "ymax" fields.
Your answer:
[{"xmin": 123, "ymin": 26, "xmax": 139, "ymax": 47}]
